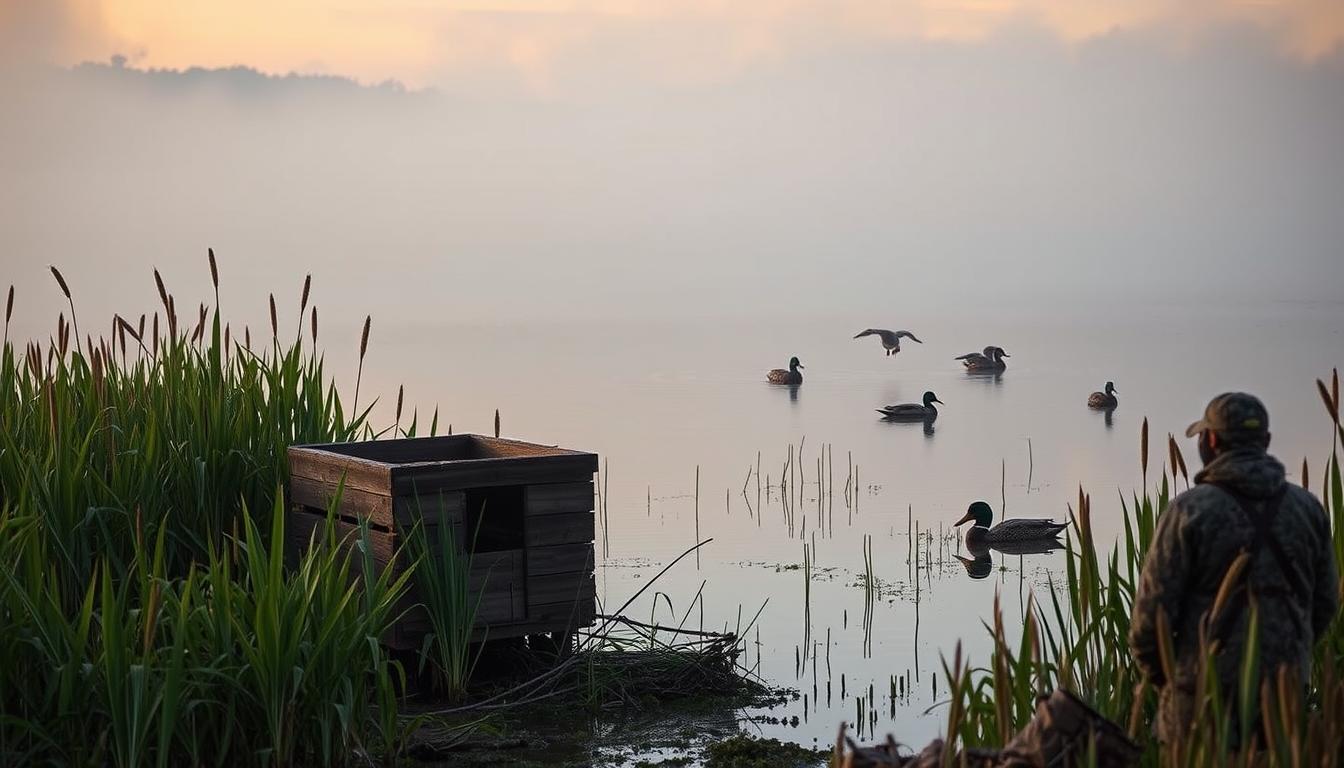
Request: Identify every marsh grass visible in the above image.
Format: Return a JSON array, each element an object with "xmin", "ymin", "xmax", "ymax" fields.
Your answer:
[
  {"xmin": 894, "ymin": 369, "xmax": 1344, "ymax": 767},
  {"xmin": 0, "ymin": 256, "xmax": 421, "ymax": 765}
]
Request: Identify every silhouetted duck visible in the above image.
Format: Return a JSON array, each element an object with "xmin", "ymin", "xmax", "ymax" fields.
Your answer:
[
  {"xmin": 1087, "ymin": 381, "xmax": 1118, "ymax": 409},
  {"xmin": 766, "ymin": 357, "xmax": 804, "ymax": 385},
  {"xmin": 853, "ymin": 329, "xmax": 922, "ymax": 357},
  {"xmin": 877, "ymin": 391, "xmax": 942, "ymax": 421},
  {"xmin": 954, "ymin": 501, "xmax": 1066, "ymax": 546},
  {"xmin": 956, "ymin": 346, "xmax": 1009, "ymax": 372}
]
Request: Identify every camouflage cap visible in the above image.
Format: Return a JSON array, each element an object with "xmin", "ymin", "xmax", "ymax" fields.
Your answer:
[{"xmin": 1184, "ymin": 392, "xmax": 1270, "ymax": 445}]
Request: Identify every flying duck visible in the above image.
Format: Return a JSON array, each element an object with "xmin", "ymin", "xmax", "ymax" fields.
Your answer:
[{"xmin": 853, "ymin": 329, "xmax": 922, "ymax": 357}]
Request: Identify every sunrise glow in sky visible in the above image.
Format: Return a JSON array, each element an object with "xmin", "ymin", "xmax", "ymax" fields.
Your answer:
[{"xmin": 13, "ymin": 0, "xmax": 1344, "ymax": 88}]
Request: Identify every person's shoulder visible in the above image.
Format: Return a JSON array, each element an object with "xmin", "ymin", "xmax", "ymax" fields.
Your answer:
[
  {"xmin": 1281, "ymin": 484, "xmax": 1328, "ymax": 522},
  {"xmin": 1168, "ymin": 484, "xmax": 1234, "ymax": 516}
]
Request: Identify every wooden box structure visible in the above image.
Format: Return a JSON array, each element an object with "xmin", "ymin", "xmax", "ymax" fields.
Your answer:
[{"xmin": 286, "ymin": 435, "xmax": 599, "ymax": 650}]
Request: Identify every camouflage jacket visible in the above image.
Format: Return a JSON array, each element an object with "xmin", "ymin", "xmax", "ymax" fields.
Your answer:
[{"xmin": 1129, "ymin": 447, "xmax": 1338, "ymax": 735}]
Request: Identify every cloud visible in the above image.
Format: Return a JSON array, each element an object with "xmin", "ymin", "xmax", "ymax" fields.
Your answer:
[{"xmin": 12, "ymin": 1, "xmax": 1341, "ymax": 90}]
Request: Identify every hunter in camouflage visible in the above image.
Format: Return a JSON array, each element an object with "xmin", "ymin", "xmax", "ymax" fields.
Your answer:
[{"xmin": 1129, "ymin": 393, "xmax": 1339, "ymax": 744}]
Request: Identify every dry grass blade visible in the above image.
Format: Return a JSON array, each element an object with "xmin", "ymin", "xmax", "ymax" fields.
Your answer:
[
  {"xmin": 1319, "ymin": 379, "xmax": 1340, "ymax": 426},
  {"xmin": 1209, "ymin": 551, "xmax": 1251, "ymax": 625}
]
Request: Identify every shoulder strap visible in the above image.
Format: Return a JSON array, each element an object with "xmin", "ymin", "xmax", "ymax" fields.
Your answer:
[
  {"xmin": 1221, "ymin": 485, "xmax": 1303, "ymax": 596},
  {"xmin": 1205, "ymin": 485, "xmax": 1302, "ymax": 642}
]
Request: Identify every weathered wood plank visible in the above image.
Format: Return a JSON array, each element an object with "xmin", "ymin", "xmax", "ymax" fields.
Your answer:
[
  {"xmin": 289, "ymin": 447, "xmax": 392, "ymax": 496},
  {"xmin": 525, "ymin": 482, "xmax": 594, "ymax": 517},
  {"xmin": 526, "ymin": 543, "xmax": 594, "ymax": 576},
  {"xmin": 286, "ymin": 508, "xmax": 398, "ymax": 571},
  {"xmin": 524, "ymin": 511, "xmax": 594, "ymax": 548},
  {"xmin": 392, "ymin": 454, "xmax": 598, "ymax": 495},
  {"xmin": 526, "ymin": 570, "xmax": 595, "ymax": 607},
  {"xmin": 309, "ymin": 434, "xmax": 594, "ymax": 464},
  {"xmin": 290, "ymin": 475, "xmax": 394, "ymax": 530},
  {"xmin": 526, "ymin": 593, "xmax": 597, "ymax": 626},
  {"xmin": 392, "ymin": 490, "xmax": 466, "ymax": 528}
]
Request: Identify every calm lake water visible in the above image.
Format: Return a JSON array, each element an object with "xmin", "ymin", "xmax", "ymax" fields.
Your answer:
[{"xmin": 336, "ymin": 297, "xmax": 1344, "ymax": 755}]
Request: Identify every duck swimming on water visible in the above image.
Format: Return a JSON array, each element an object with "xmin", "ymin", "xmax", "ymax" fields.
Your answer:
[
  {"xmin": 954, "ymin": 501, "xmax": 1066, "ymax": 546},
  {"xmin": 877, "ymin": 391, "xmax": 943, "ymax": 421},
  {"xmin": 1087, "ymin": 381, "xmax": 1118, "ymax": 409},
  {"xmin": 766, "ymin": 357, "xmax": 804, "ymax": 385},
  {"xmin": 956, "ymin": 346, "xmax": 1009, "ymax": 372},
  {"xmin": 853, "ymin": 329, "xmax": 922, "ymax": 357}
]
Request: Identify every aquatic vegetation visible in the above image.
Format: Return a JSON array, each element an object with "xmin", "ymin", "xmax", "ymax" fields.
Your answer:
[
  {"xmin": 0, "ymin": 257, "xmax": 416, "ymax": 765},
  {"xmin": 912, "ymin": 369, "xmax": 1344, "ymax": 765}
]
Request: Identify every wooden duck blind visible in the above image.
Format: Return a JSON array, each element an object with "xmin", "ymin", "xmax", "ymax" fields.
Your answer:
[{"xmin": 287, "ymin": 434, "xmax": 599, "ymax": 650}]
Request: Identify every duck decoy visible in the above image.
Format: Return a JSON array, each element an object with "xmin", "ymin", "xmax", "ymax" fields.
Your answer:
[
  {"xmin": 1087, "ymin": 381, "xmax": 1118, "ymax": 409},
  {"xmin": 953, "ymin": 501, "xmax": 1066, "ymax": 546},
  {"xmin": 956, "ymin": 346, "xmax": 1009, "ymax": 372},
  {"xmin": 853, "ymin": 329, "xmax": 922, "ymax": 356},
  {"xmin": 877, "ymin": 391, "xmax": 942, "ymax": 421},
  {"xmin": 766, "ymin": 357, "xmax": 804, "ymax": 385}
]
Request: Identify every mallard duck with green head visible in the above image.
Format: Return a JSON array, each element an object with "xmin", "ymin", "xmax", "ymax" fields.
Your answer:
[
  {"xmin": 954, "ymin": 501, "xmax": 1066, "ymax": 546},
  {"xmin": 766, "ymin": 357, "xmax": 804, "ymax": 385},
  {"xmin": 877, "ymin": 391, "xmax": 942, "ymax": 421},
  {"xmin": 956, "ymin": 346, "xmax": 1009, "ymax": 372},
  {"xmin": 1087, "ymin": 381, "xmax": 1118, "ymax": 409}
]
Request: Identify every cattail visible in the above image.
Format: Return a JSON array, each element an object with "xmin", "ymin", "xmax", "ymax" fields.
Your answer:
[
  {"xmin": 49, "ymin": 266, "xmax": 70, "ymax": 299},
  {"xmin": 268, "ymin": 293, "xmax": 277, "ymax": 340},
  {"xmin": 1140, "ymin": 417, "xmax": 1150, "ymax": 483},
  {"xmin": 1302, "ymin": 458, "xmax": 1310, "ymax": 490},
  {"xmin": 5, "ymin": 284, "xmax": 12, "ymax": 322},
  {"xmin": 1333, "ymin": 368, "xmax": 1340, "ymax": 413},
  {"xmin": 208, "ymin": 247, "xmax": 219, "ymax": 289},
  {"xmin": 224, "ymin": 324, "xmax": 231, "ymax": 354},
  {"xmin": 153, "ymin": 269, "xmax": 169, "ymax": 312},
  {"xmin": 395, "ymin": 384, "xmax": 404, "ymax": 425},
  {"xmin": 92, "ymin": 348, "xmax": 104, "ymax": 401},
  {"xmin": 137, "ymin": 313, "xmax": 145, "ymax": 341},
  {"xmin": 494, "ymin": 408, "xmax": 501, "ymax": 438},
  {"xmin": 353, "ymin": 315, "xmax": 372, "ymax": 411},
  {"xmin": 151, "ymin": 313, "xmax": 160, "ymax": 358},
  {"xmin": 300, "ymin": 274, "xmax": 311, "ymax": 314},
  {"xmin": 310, "ymin": 306, "xmax": 318, "ymax": 344},
  {"xmin": 167, "ymin": 296, "xmax": 177, "ymax": 340},
  {"xmin": 244, "ymin": 325, "xmax": 251, "ymax": 350}
]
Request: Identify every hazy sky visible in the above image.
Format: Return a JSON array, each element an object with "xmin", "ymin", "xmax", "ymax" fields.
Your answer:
[{"xmin": 2, "ymin": 0, "xmax": 1342, "ymax": 332}]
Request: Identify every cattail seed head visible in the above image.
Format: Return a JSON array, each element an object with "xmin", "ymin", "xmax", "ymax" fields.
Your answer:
[
  {"xmin": 137, "ymin": 314, "xmax": 145, "ymax": 339},
  {"xmin": 310, "ymin": 306, "xmax": 317, "ymax": 343},
  {"xmin": 5, "ymin": 285, "xmax": 12, "ymax": 323},
  {"xmin": 49, "ymin": 266, "xmax": 71, "ymax": 299},
  {"xmin": 208, "ymin": 247, "xmax": 219, "ymax": 289},
  {"xmin": 153, "ymin": 269, "xmax": 169, "ymax": 311},
  {"xmin": 359, "ymin": 315, "xmax": 371, "ymax": 360},
  {"xmin": 494, "ymin": 408, "xmax": 501, "ymax": 438},
  {"xmin": 268, "ymin": 294, "xmax": 277, "ymax": 339},
  {"xmin": 1303, "ymin": 458, "xmax": 1310, "ymax": 490},
  {"xmin": 396, "ymin": 384, "xmax": 404, "ymax": 422},
  {"xmin": 300, "ymin": 274, "xmax": 311, "ymax": 313},
  {"xmin": 1140, "ymin": 418, "xmax": 1150, "ymax": 479}
]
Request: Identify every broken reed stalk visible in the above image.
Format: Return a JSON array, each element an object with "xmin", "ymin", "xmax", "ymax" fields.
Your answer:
[{"xmin": 694, "ymin": 465, "xmax": 701, "ymax": 569}]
